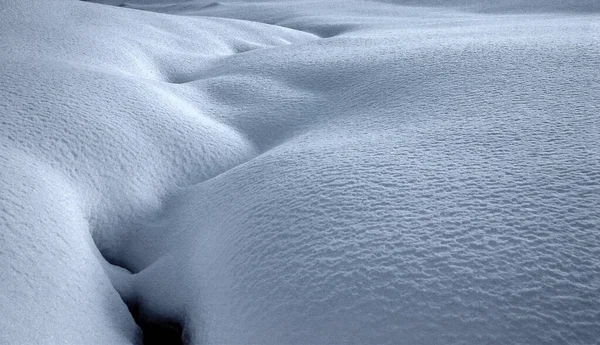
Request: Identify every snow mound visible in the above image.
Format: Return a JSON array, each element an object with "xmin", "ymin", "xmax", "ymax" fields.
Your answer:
[{"xmin": 1, "ymin": 0, "xmax": 599, "ymax": 344}]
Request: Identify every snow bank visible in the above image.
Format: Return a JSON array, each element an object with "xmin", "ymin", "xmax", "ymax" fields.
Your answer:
[
  {"xmin": 1, "ymin": 0, "xmax": 311, "ymax": 343},
  {"xmin": 1, "ymin": 0, "xmax": 599, "ymax": 344}
]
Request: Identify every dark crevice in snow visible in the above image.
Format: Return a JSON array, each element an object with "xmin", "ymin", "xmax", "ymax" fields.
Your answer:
[
  {"xmin": 127, "ymin": 301, "xmax": 185, "ymax": 345},
  {"xmin": 96, "ymin": 238, "xmax": 186, "ymax": 344}
]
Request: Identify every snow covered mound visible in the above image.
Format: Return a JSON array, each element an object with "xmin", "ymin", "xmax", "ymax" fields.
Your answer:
[{"xmin": 1, "ymin": 0, "xmax": 599, "ymax": 344}]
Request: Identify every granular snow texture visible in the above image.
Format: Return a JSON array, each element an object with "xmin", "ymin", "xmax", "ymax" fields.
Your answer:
[{"xmin": 1, "ymin": 0, "xmax": 599, "ymax": 344}]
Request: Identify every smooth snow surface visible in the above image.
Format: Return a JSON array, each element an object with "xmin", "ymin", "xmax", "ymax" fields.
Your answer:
[{"xmin": 1, "ymin": 0, "xmax": 599, "ymax": 344}]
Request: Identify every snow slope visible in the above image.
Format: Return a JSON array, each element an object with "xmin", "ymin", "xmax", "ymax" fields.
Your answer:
[{"xmin": 1, "ymin": 0, "xmax": 599, "ymax": 344}]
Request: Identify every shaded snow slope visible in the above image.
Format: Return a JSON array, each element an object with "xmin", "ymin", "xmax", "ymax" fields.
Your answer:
[{"xmin": 1, "ymin": 0, "xmax": 600, "ymax": 344}]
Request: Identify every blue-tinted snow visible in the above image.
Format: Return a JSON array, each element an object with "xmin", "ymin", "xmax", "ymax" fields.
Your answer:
[{"xmin": 1, "ymin": 0, "xmax": 599, "ymax": 344}]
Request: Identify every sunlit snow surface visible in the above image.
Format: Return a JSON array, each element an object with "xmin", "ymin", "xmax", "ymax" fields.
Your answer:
[{"xmin": 1, "ymin": 0, "xmax": 599, "ymax": 344}]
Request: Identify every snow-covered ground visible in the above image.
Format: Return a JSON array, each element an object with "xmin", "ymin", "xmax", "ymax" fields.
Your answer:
[{"xmin": 1, "ymin": 0, "xmax": 599, "ymax": 344}]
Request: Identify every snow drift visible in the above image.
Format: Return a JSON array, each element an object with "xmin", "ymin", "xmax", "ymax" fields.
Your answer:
[{"xmin": 1, "ymin": 0, "xmax": 599, "ymax": 344}]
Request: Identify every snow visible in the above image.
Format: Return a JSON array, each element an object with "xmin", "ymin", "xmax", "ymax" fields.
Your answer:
[{"xmin": 1, "ymin": 0, "xmax": 599, "ymax": 344}]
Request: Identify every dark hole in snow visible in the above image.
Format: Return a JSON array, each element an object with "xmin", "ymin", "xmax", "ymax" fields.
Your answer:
[
  {"xmin": 93, "ymin": 230, "xmax": 184, "ymax": 343},
  {"xmin": 127, "ymin": 302, "xmax": 184, "ymax": 345}
]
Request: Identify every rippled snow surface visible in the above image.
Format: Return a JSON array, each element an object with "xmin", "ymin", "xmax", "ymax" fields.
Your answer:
[{"xmin": 1, "ymin": 0, "xmax": 599, "ymax": 344}]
